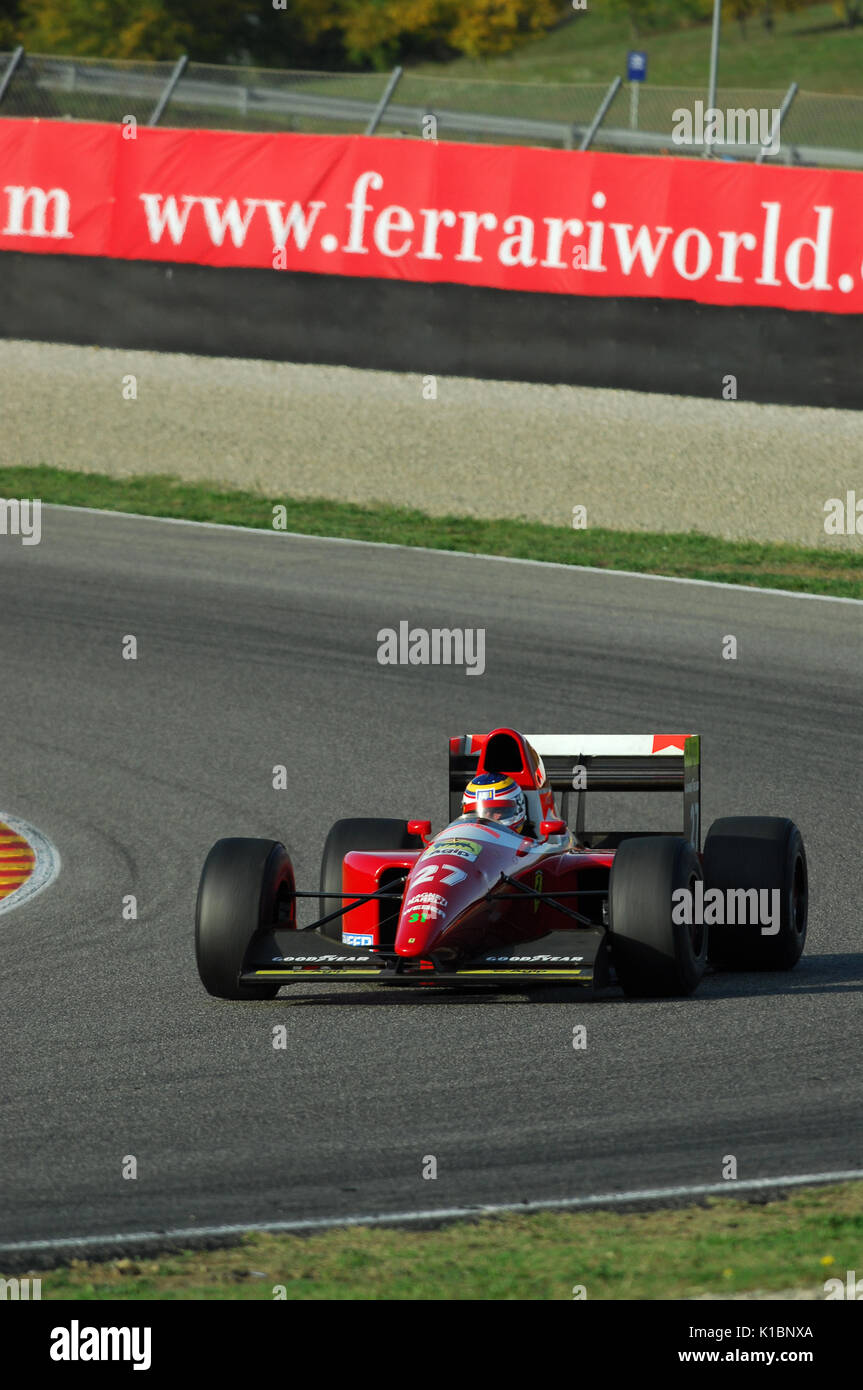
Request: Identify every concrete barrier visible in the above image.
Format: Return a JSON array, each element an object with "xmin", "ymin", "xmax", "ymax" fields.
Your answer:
[{"xmin": 1, "ymin": 251, "xmax": 861, "ymax": 409}]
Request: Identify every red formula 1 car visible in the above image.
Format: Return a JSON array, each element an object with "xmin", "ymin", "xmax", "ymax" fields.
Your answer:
[{"xmin": 195, "ymin": 728, "xmax": 808, "ymax": 1000}]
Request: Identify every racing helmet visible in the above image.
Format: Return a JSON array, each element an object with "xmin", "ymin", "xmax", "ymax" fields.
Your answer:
[{"xmin": 462, "ymin": 773, "xmax": 527, "ymax": 832}]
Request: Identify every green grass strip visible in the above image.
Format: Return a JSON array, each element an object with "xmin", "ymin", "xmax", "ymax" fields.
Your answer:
[
  {"xmin": 16, "ymin": 1181, "xmax": 863, "ymax": 1301},
  {"xmin": 3, "ymin": 465, "xmax": 862, "ymax": 599}
]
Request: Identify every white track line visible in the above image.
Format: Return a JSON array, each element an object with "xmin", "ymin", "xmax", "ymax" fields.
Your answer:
[
  {"xmin": 44, "ymin": 503, "xmax": 863, "ymax": 607},
  {"xmin": 0, "ymin": 814, "xmax": 61, "ymax": 917},
  {"xmin": 3, "ymin": 1169, "xmax": 862, "ymax": 1261}
]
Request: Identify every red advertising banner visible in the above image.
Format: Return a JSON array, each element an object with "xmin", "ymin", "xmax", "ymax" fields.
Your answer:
[{"xmin": 1, "ymin": 117, "xmax": 862, "ymax": 313}]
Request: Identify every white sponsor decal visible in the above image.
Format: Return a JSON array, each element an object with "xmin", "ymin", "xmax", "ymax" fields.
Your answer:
[
  {"xmin": 410, "ymin": 862, "xmax": 467, "ymax": 887},
  {"xmin": 420, "ymin": 835, "xmax": 482, "ymax": 863},
  {"xmin": 483, "ymin": 954, "xmax": 585, "ymax": 963},
  {"xmin": 284, "ymin": 955, "xmax": 373, "ymax": 963}
]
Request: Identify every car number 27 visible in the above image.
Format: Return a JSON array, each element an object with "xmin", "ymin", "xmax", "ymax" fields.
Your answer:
[{"xmin": 411, "ymin": 862, "xmax": 467, "ymax": 887}]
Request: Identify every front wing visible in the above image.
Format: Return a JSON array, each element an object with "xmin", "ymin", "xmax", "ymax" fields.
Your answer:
[{"xmin": 241, "ymin": 927, "xmax": 604, "ymax": 989}]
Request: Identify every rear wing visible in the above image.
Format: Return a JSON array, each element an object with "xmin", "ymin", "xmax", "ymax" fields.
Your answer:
[{"xmin": 449, "ymin": 733, "xmax": 701, "ymax": 850}]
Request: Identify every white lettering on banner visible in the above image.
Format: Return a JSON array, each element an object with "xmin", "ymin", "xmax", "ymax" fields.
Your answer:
[
  {"xmin": 455, "ymin": 210, "xmax": 498, "ymax": 263},
  {"xmin": 756, "ymin": 201, "xmax": 782, "ymax": 286},
  {"xmin": 374, "ymin": 204, "xmax": 414, "ymax": 257},
  {"xmin": 131, "ymin": 177, "xmax": 843, "ymax": 305},
  {"xmin": 263, "ymin": 199, "xmax": 326, "ymax": 248},
  {"xmin": 672, "ymin": 227, "xmax": 713, "ymax": 281},
  {"xmin": 8, "ymin": 121, "xmax": 856, "ymax": 312},
  {"xmin": 2, "ymin": 186, "xmax": 72, "ymax": 239},
  {"xmin": 609, "ymin": 222, "xmax": 674, "ymax": 277},
  {"xmin": 197, "ymin": 196, "xmax": 262, "ymax": 247},
  {"xmin": 343, "ymin": 170, "xmax": 383, "ymax": 254},
  {"xmin": 138, "ymin": 193, "xmax": 198, "ymax": 244},
  {"xmin": 499, "ymin": 213, "xmax": 537, "ymax": 267},
  {"xmin": 416, "ymin": 207, "xmax": 457, "ymax": 260},
  {"xmin": 716, "ymin": 230, "xmax": 758, "ymax": 284},
  {"xmin": 139, "ymin": 194, "xmax": 326, "ymax": 249},
  {"xmin": 540, "ymin": 216, "xmax": 584, "ymax": 269},
  {"xmin": 785, "ymin": 205, "xmax": 833, "ymax": 291}
]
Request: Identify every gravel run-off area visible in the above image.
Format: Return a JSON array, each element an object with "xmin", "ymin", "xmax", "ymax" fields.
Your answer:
[{"xmin": 2, "ymin": 339, "xmax": 860, "ymax": 550}]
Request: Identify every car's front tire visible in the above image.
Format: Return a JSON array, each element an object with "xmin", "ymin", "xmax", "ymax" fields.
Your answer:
[{"xmin": 195, "ymin": 837, "xmax": 295, "ymax": 999}]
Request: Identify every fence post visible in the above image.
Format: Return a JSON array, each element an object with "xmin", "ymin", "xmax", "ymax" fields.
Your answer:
[
  {"xmin": 700, "ymin": 0, "xmax": 723, "ymax": 157},
  {"xmin": 365, "ymin": 65, "xmax": 403, "ymax": 136},
  {"xmin": 707, "ymin": 0, "xmax": 721, "ymax": 121},
  {"xmin": 756, "ymin": 80, "xmax": 798, "ymax": 164},
  {"xmin": 578, "ymin": 76, "xmax": 622, "ymax": 152},
  {"xmin": 148, "ymin": 53, "xmax": 188, "ymax": 127},
  {"xmin": 0, "ymin": 45, "xmax": 24, "ymax": 109}
]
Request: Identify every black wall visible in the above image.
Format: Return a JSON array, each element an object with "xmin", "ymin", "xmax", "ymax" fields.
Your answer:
[{"xmin": 1, "ymin": 250, "xmax": 860, "ymax": 408}]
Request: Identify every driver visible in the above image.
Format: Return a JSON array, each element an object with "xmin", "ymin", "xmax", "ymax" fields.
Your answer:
[{"xmin": 462, "ymin": 773, "xmax": 528, "ymax": 834}]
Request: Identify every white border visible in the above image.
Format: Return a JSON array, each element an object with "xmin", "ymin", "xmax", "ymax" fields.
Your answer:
[
  {"xmin": 0, "ymin": 815, "xmax": 61, "ymax": 916},
  {"xmin": 44, "ymin": 503, "xmax": 863, "ymax": 607},
  {"xmin": 2, "ymin": 1168, "xmax": 862, "ymax": 1261}
]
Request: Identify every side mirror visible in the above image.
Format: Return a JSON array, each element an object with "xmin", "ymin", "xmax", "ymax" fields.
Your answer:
[
  {"xmin": 540, "ymin": 819, "xmax": 566, "ymax": 839},
  {"xmin": 408, "ymin": 819, "xmax": 432, "ymax": 842}
]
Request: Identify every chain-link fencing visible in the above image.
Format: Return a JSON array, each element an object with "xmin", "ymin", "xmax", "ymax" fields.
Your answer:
[{"xmin": 1, "ymin": 50, "xmax": 861, "ymax": 167}]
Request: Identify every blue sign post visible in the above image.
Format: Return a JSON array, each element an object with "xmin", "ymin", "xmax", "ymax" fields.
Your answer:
[
  {"xmin": 627, "ymin": 51, "xmax": 648, "ymax": 82},
  {"xmin": 626, "ymin": 51, "xmax": 647, "ymax": 130}
]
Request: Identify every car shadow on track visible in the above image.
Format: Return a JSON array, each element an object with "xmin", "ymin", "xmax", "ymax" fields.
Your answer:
[
  {"xmin": 274, "ymin": 986, "xmax": 510, "ymax": 1006},
  {"xmin": 700, "ymin": 952, "xmax": 863, "ymax": 999},
  {"xmin": 589, "ymin": 952, "xmax": 863, "ymax": 1006}
]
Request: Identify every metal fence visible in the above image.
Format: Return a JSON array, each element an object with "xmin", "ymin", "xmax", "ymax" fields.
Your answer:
[{"xmin": 2, "ymin": 49, "xmax": 862, "ymax": 168}]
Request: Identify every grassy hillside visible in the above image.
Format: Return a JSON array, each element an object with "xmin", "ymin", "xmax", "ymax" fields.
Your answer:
[{"xmin": 412, "ymin": 3, "xmax": 863, "ymax": 95}]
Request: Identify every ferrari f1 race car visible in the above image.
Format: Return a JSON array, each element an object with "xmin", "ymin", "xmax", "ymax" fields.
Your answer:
[{"xmin": 195, "ymin": 728, "xmax": 808, "ymax": 1000}]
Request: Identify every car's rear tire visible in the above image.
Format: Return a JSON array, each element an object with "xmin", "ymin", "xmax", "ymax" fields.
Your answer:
[
  {"xmin": 609, "ymin": 836, "xmax": 707, "ymax": 998},
  {"xmin": 704, "ymin": 817, "xmax": 807, "ymax": 971},
  {"xmin": 319, "ymin": 818, "xmax": 423, "ymax": 943},
  {"xmin": 195, "ymin": 838, "xmax": 295, "ymax": 999}
]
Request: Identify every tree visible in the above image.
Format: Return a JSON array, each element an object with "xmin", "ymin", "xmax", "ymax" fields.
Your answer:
[
  {"xmin": 0, "ymin": 0, "xmax": 22, "ymax": 47},
  {"xmin": 17, "ymin": 0, "xmax": 567, "ymax": 67},
  {"xmin": 836, "ymin": 0, "xmax": 862, "ymax": 26},
  {"xmin": 21, "ymin": 0, "xmax": 209, "ymax": 60},
  {"xmin": 607, "ymin": 0, "xmax": 664, "ymax": 40}
]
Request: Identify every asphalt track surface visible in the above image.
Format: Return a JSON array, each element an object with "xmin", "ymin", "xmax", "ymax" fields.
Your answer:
[{"xmin": 1, "ymin": 507, "xmax": 861, "ymax": 1260}]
